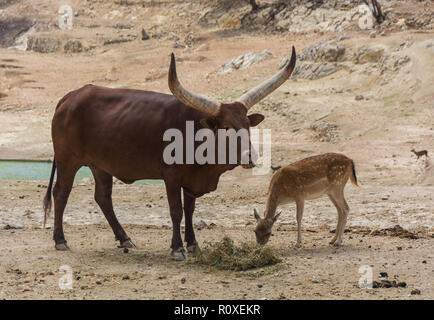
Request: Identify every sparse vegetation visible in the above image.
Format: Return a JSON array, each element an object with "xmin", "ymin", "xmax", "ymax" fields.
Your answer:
[{"xmin": 194, "ymin": 236, "xmax": 281, "ymax": 271}]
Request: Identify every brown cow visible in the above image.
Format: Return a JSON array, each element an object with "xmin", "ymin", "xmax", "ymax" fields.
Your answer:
[{"xmin": 43, "ymin": 47, "xmax": 296, "ymax": 260}]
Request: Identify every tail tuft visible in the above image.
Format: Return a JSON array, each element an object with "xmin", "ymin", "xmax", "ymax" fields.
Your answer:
[
  {"xmin": 350, "ymin": 160, "xmax": 359, "ymax": 187},
  {"xmin": 43, "ymin": 159, "xmax": 56, "ymax": 228}
]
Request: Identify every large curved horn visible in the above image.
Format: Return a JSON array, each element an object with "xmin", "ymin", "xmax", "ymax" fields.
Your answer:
[
  {"xmin": 168, "ymin": 53, "xmax": 219, "ymax": 116},
  {"xmin": 236, "ymin": 46, "xmax": 296, "ymax": 110}
]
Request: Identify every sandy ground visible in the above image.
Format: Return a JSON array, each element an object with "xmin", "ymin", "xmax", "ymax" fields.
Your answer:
[{"xmin": 0, "ymin": 0, "xmax": 433, "ymax": 300}]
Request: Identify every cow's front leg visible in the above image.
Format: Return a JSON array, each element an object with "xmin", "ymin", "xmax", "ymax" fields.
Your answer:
[
  {"xmin": 164, "ymin": 177, "xmax": 186, "ymax": 261},
  {"xmin": 183, "ymin": 189, "xmax": 199, "ymax": 255}
]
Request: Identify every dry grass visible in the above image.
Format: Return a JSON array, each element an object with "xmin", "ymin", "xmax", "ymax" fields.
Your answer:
[{"xmin": 194, "ymin": 235, "xmax": 281, "ymax": 271}]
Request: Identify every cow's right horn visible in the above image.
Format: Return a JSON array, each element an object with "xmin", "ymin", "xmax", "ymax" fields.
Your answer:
[
  {"xmin": 168, "ymin": 53, "xmax": 220, "ymax": 116},
  {"xmin": 236, "ymin": 46, "xmax": 296, "ymax": 110}
]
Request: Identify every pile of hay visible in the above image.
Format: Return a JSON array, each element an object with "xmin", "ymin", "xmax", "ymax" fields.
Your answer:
[{"xmin": 195, "ymin": 236, "xmax": 281, "ymax": 271}]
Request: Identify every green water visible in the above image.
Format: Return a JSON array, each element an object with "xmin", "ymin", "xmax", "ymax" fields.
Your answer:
[{"xmin": 0, "ymin": 160, "xmax": 163, "ymax": 184}]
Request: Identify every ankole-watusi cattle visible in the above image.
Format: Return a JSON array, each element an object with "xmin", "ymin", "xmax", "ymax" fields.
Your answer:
[
  {"xmin": 253, "ymin": 153, "xmax": 358, "ymax": 247},
  {"xmin": 43, "ymin": 47, "xmax": 296, "ymax": 260}
]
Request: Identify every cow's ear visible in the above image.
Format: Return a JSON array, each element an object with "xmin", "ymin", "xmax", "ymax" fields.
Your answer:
[
  {"xmin": 248, "ymin": 113, "xmax": 265, "ymax": 127},
  {"xmin": 200, "ymin": 117, "xmax": 218, "ymax": 130}
]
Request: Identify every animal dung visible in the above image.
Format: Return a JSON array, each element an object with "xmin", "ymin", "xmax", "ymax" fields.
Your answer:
[{"xmin": 194, "ymin": 236, "xmax": 281, "ymax": 271}]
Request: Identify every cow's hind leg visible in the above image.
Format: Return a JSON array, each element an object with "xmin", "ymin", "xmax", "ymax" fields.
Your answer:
[
  {"xmin": 53, "ymin": 161, "xmax": 79, "ymax": 250},
  {"xmin": 91, "ymin": 167, "xmax": 133, "ymax": 248},
  {"xmin": 183, "ymin": 189, "xmax": 199, "ymax": 255}
]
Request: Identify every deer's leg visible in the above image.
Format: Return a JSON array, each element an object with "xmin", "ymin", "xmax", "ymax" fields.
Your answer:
[
  {"xmin": 164, "ymin": 175, "xmax": 186, "ymax": 261},
  {"xmin": 52, "ymin": 161, "xmax": 80, "ymax": 251},
  {"xmin": 334, "ymin": 194, "xmax": 349, "ymax": 245},
  {"xmin": 183, "ymin": 189, "xmax": 199, "ymax": 254},
  {"xmin": 328, "ymin": 190, "xmax": 349, "ymax": 246},
  {"xmin": 91, "ymin": 167, "xmax": 133, "ymax": 248},
  {"xmin": 295, "ymin": 198, "xmax": 304, "ymax": 248},
  {"xmin": 327, "ymin": 193, "xmax": 343, "ymax": 246}
]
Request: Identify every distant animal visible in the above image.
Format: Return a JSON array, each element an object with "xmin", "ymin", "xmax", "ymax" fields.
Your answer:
[
  {"xmin": 253, "ymin": 153, "xmax": 358, "ymax": 247},
  {"xmin": 43, "ymin": 47, "xmax": 297, "ymax": 260},
  {"xmin": 411, "ymin": 149, "xmax": 428, "ymax": 160}
]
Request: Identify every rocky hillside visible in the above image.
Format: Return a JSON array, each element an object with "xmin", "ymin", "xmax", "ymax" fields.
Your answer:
[{"xmin": 0, "ymin": 0, "xmax": 432, "ymax": 54}]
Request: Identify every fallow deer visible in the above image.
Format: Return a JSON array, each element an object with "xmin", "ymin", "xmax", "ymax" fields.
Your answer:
[
  {"xmin": 411, "ymin": 149, "xmax": 428, "ymax": 160},
  {"xmin": 253, "ymin": 153, "xmax": 358, "ymax": 247}
]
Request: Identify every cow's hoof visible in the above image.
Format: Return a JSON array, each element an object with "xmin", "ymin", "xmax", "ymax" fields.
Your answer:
[
  {"xmin": 55, "ymin": 242, "xmax": 70, "ymax": 251},
  {"xmin": 187, "ymin": 244, "xmax": 200, "ymax": 255},
  {"xmin": 171, "ymin": 248, "xmax": 187, "ymax": 261},
  {"xmin": 119, "ymin": 239, "xmax": 135, "ymax": 248}
]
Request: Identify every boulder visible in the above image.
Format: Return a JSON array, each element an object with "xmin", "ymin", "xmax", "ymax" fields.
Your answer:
[
  {"xmin": 291, "ymin": 61, "xmax": 341, "ymax": 80},
  {"xmin": 299, "ymin": 40, "xmax": 346, "ymax": 62},
  {"xmin": 64, "ymin": 39, "xmax": 83, "ymax": 53},
  {"xmin": 218, "ymin": 49, "xmax": 272, "ymax": 74},
  {"xmin": 27, "ymin": 36, "xmax": 60, "ymax": 53},
  {"xmin": 354, "ymin": 45, "xmax": 385, "ymax": 64}
]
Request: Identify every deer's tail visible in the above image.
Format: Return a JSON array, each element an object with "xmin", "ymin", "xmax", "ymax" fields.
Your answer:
[{"xmin": 350, "ymin": 160, "xmax": 359, "ymax": 187}]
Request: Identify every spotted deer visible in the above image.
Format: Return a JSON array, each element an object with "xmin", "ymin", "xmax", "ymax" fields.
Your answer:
[
  {"xmin": 411, "ymin": 149, "xmax": 428, "ymax": 160},
  {"xmin": 253, "ymin": 153, "xmax": 358, "ymax": 247}
]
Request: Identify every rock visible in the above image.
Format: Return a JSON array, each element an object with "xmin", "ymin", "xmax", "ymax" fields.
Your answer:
[
  {"xmin": 299, "ymin": 40, "xmax": 346, "ymax": 63},
  {"xmin": 411, "ymin": 289, "xmax": 421, "ymax": 295},
  {"xmin": 292, "ymin": 62, "xmax": 341, "ymax": 80},
  {"xmin": 218, "ymin": 49, "xmax": 272, "ymax": 74},
  {"xmin": 27, "ymin": 36, "xmax": 60, "ymax": 53},
  {"xmin": 369, "ymin": 31, "xmax": 376, "ymax": 38},
  {"xmin": 64, "ymin": 40, "xmax": 83, "ymax": 53},
  {"xmin": 379, "ymin": 272, "xmax": 388, "ymax": 278},
  {"xmin": 3, "ymin": 225, "xmax": 23, "ymax": 230},
  {"xmin": 196, "ymin": 219, "xmax": 207, "ymax": 229},
  {"xmin": 355, "ymin": 95, "xmax": 364, "ymax": 101},
  {"xmin": 338, "ymin": 35, "xmax": 351, "ymax": 41},
  {"xmin": 394, "ymin": 55, "xmax": 410, "ymax": 68},
  {"xmin": 354, "ymin": 45, "xmax": 385, "ymax": 64},
  {"xmin": 141, "ymin": 29, "xmax": 149, "ymax": 40}
]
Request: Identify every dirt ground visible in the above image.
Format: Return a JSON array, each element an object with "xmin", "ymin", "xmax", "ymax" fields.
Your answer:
[{"xmin": 0, "ymin": 0, "xmax": 433, "ymax": 300}]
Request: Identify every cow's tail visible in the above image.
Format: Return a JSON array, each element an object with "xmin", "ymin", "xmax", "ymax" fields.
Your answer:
[
  {"xmin": 43, "ymin": 158, "xmax": 56, "ymax": 228},
  {"xmin": 350, "ymin": 160, "xmax": 359, "ymax": 187}
]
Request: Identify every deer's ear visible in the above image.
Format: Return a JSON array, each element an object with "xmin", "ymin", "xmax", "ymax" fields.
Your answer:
[
  {"xmin": 273, "ymin": 211, "xmax": 282, "ymax": 223},
  {"xmin": 253, "ymin": 208, "xmax": 261, "ymax": 221}
]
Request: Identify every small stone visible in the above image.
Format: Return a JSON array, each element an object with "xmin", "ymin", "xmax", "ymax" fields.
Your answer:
[
  {"xmin": 96, "ymin": 280, "xmax": 102, "ymax": 285},
  {"xmin": 355, "ymin": 95, "xmax": 364, "ymax": 101},
  {"xmin": 397, "ymin": 247, "xmax": 402, "ymax": 251},
  {"xmin": 141, "ymin": 29, "xmax": 150, "ymax": 40},
  {"xmin": 257, "ymin": 284, "xmax": 263, "ymax": 288},
  {"xmin": 122, "ymin": 275, "xmax": 130, "ymax": 280},
  {"xmin": 379, "ymin": 272, "xmax": 388, "ymax": 278},
  {"xmin": 181, "ymin": 277, "xmax": 186, "ymax": 284},
  {"xmin": 369, "ymin": 31, "xmax": 376, "ymax": 38},
  {"xmin": 397, "ymin": 282, "xmax": 407, "ymax": 288},
  {"xmin": 123, "ymin": 248, "xmax": 129, "ymax": 254},
  {"xmin": 411, "ymin": 289, "xmax": 421, "ymax": 295}
]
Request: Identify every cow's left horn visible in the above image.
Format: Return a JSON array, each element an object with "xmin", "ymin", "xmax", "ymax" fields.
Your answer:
[
  {"xmin": 168, "ymin": 53, "xmax": 219, "ymax": 116},
  {"xmin": 236, "ymin": 46, "xmax": 296, "ymax": 110}
]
